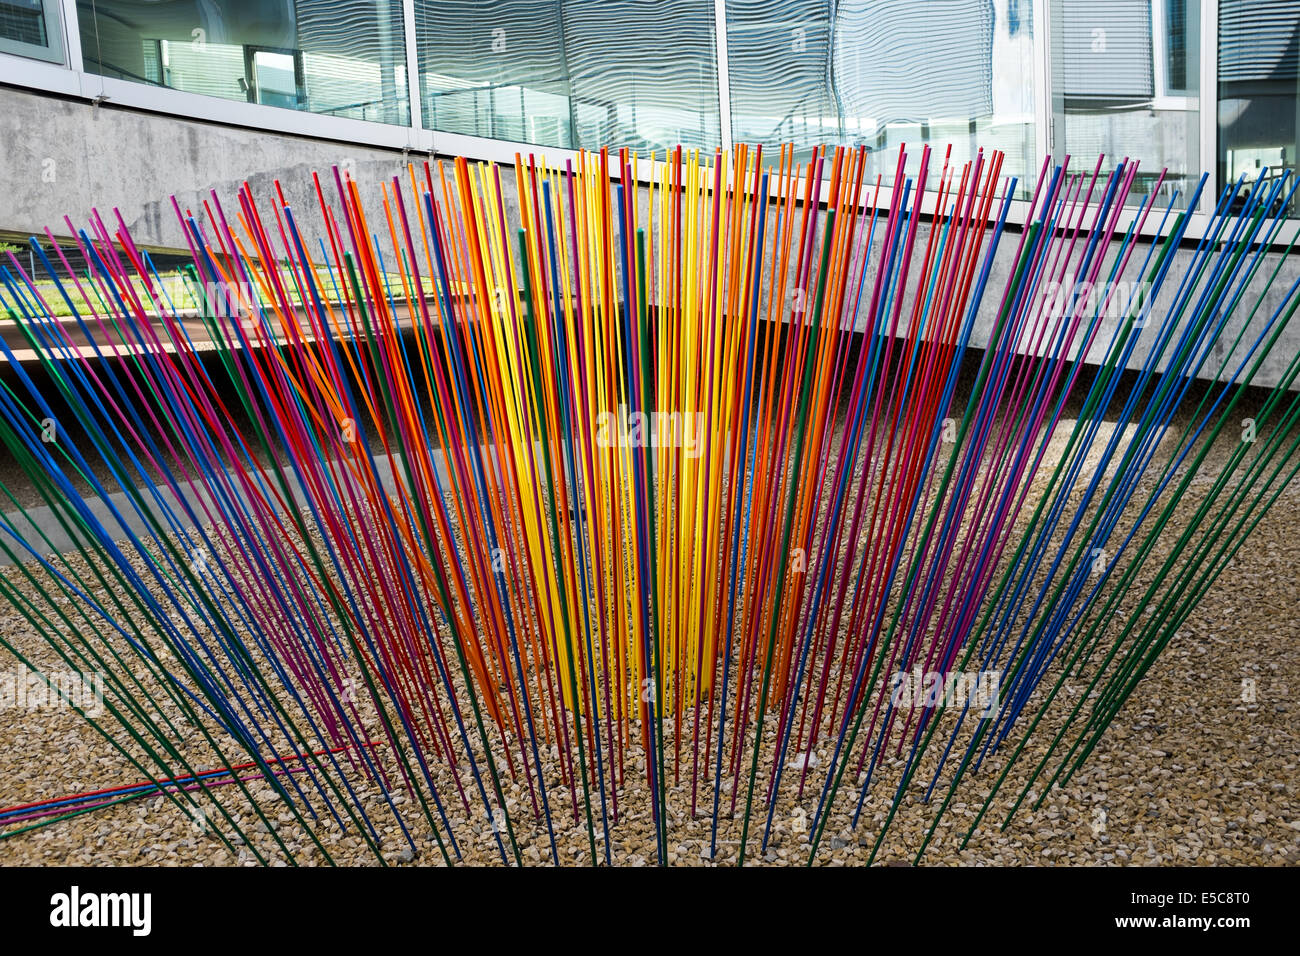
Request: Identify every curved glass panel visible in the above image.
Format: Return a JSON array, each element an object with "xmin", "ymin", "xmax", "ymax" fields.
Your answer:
[
  {"xmin": 724, "ymin": 0, "xmax": 1037, "ymax": 194},
  {"xmin": 78, "ymin": 0, "xmax": 410, "ymax": 126},
  {"xmin": 416, "ymin": 0, "xmax": 721, "ymax": 153}
]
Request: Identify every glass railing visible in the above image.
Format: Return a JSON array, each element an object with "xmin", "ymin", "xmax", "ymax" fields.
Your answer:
[
  {"xmin": 415, "ymin": 0, "xmax": 721, "ymax": 153},
  {"xmin": 77, "ymin": 0, "xmax": 410, "ymax": 126},
  {"xmin": 725, "ymin": 0, "xmax": 1037, "ymax": 196}
]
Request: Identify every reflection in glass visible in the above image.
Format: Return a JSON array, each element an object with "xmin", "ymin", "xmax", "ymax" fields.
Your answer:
[
  {"xmin": 1, "ymin": 0, "xmax": 46, "ymax": 45},
  {"xmin": 1051, "ymin": 0, "xmax": 1200, "ymax": 210},
  {"xmin": 415, "ymin": 0, "xmax": 721, "ymax": 153},
  {"xmin": 1219, "ymin": 0, "xmax": 1300, "ymax": 215},
  {"xmin": 0, "ymin": 0, "xmax": 62, "ymax": 61},
  {"xmin": 78, "ymin": 1, "xmax": 410, "ymax": 125},
  {"xmin": 724, "ymin": 0, "xmax": 1036, "ymax": 194}
]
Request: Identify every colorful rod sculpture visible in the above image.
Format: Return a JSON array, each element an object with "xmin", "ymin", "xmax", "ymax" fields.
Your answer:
[{"xmin": 1, "ymin": 143, "xmax": 1298, "ymax": 866}]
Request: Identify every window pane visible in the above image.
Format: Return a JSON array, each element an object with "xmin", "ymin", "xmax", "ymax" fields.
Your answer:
[
  {"xmin": 416, "ymin": 0, "xmax": 721, "ymax": 153},
  {"xmin": 0, "ymin": 0, "xmax": 62, "ymax": 62},
  {"xmin": 1219, "ymin": 0, "xmax": 1299, "ymax": 215},
  {"xmin": 1, "ymin": 0, "xmax": 46, "ymax": 45},
  {"xmin": 418, "ymin": 1, "xmax": 570, "ymax": 147},
  {"xmin": 725, "ymin": 0, "xmax": 1036, "ymax": 195},
  {"xmin": 78, "ymin": 1, "xmax": 411, "ymax": 126},
  {"xmin": 1051, "ymin": 0, "xmax": 1200, "ymax": 210}
]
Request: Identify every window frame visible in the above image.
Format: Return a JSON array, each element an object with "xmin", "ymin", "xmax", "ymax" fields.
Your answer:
[{"xmin": 0, "ymin": 0, "xmax": 65, "ymax": 64}]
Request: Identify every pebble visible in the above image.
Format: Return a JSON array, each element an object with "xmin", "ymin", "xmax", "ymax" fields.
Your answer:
[{"xmin": 0, "ymin": 418, "xmax": 1295, "ymax": 867}]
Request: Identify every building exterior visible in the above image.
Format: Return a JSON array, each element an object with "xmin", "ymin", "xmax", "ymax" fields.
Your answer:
[{"xmin": 2, "ymin": 1, "xmax": 1299, "ymax": 386}]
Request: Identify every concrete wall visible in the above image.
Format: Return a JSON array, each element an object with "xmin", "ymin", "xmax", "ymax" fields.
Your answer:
[
  {"xmin": 3, "ymin": 83, "xmax": 1299, "ymax": 392},
  {"xmin": 837, "ymin": 218, "xmax": 1300, "ymax": 394},
  {"xmin": 0, "ymin": 85, "xmax": 413, "ymax": 255}
]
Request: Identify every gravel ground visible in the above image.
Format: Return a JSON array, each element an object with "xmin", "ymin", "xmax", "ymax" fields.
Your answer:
[{"xmin": 0, "ymin": 410, "xmax": 1297, "ymax": 867}]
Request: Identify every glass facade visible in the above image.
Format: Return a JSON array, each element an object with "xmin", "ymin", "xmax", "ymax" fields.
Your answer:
[
  {"xmin": 725, "ymin": 0, "xmax": 1037, "ymax": 194},
  {"xmin": 78, "ymin": 1, "xmax": 410, "ymax": 125},
  {"xmin": 0, "ymin": 1, "xmax": 1297, "ymax": 219},
  {"xmin": 1219, "ymin": 0, "xmax": 1300, "ymax": 215},
  {"xmin": 1051, "ymin": 0, "xmax": 1201, "ymax": 210},
  {"xmin": 415, "ymin": 0, "xmax": 721, "ymax": 153}
]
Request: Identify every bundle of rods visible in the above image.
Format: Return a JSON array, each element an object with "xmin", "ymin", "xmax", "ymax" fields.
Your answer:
[{"xmin": 0, "ymin": 143, "xmax": 1296, "ymax": 865}]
